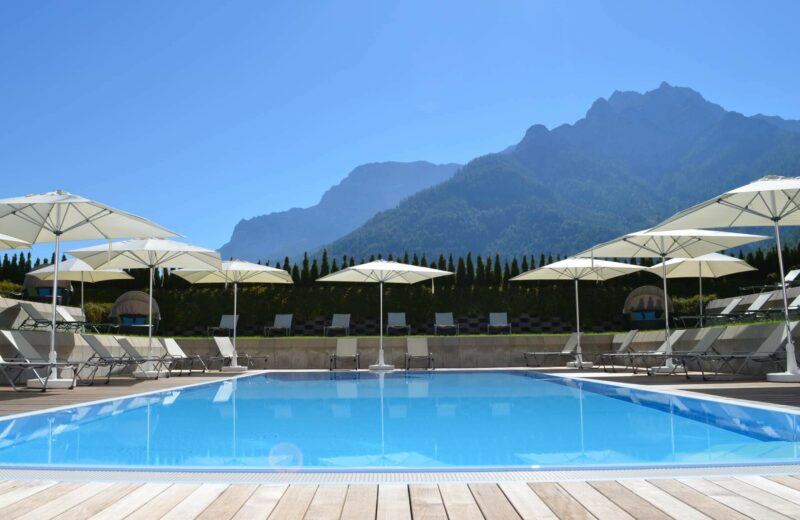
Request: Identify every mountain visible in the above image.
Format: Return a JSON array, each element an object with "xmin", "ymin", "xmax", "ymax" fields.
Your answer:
[
  {"xmin": 322, "ymin": 82, "xmax": 800, "ymax": 259},
  {"xmin": 219, "ymin": 161, "xmax": 460, "ymax": 262}
]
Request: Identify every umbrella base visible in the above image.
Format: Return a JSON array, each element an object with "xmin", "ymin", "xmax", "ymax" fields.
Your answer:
[
  {"xmin": 27, "ymin": 378, "xmax": 73, "ymax": 389},
  {"xmin": 221, "ymin": 365, "xmax": 248, "ymax": 373},
  {"xmin": 566, "ymin": 361, "xmax": 594, "ymax": 369},
  {"xmin": 369, "ymin": 364, "xmax": 395, "ymax": 372},
  {"xmin": 648, "ymin": 365, "xmax": 676, "ymax": 375},
  {"xmin": 766, "ymin": 371, "xmax": 800, "ymax": 383},
  {"xmin": 133, "ymin": 370, "xmax": 161, "ymax": 380}
]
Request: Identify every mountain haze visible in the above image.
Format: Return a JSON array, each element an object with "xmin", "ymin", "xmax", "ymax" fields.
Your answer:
[
  {"xmin": 322, "ymin": 83, "xmax": 800, "ymax": 258},
  {"xmin": 219, "ymin": 161, "xmax": 460, "ymax": 262}
]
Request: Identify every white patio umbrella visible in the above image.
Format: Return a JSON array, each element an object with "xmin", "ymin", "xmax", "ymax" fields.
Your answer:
[
  {"xmin": 511, "ymin": 258, "xmax": 644, "ymax": 368},
  {"xmin": 28, "ymin": 257, "xmax": 133, "ymax": 317},
  {"xmin": 0, "ymin": 233, "xmax": 30, "ymax": 250},
  {"xmin": 173, "ymin": 260, "xmax": 293, "ymax": 372},
  {"xmin": 578, "ymin": 229, "xmax": 766, "ymax": 373},
  {"xmin": 654, "ymin": 176, "xmax": 800, "ymax": 381},
  {"xmin": 0, "ymin": 191, "xmax": 177, "ymax": 387},
  {"xmin": 649, "ymin": 253, "xmax": 756, "ymax": 327},
  {"xmin": 69, "ymin": 239, "xmax": 221, "ymax": 376},
  {"xmin": 317, "ymin": 260, "xmax": 453, "ymax": 371}
]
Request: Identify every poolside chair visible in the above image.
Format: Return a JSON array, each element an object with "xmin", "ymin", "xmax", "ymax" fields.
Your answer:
[
  {"xmin": 17, "ymin": 302, "xmax": 55, "ymax": 331},
  {"xmin": 161, "ymin": 338, "xmax": 207, "ymax": 376},
  {"xmin": 207, "ymin": 314, "xmax": 239, "ymax": 337},
  {"xmin": 324, "ymin": 314, "xmax": 350, "ymax": 336},
  {"xmin": 0, "ymin": 330, "xmax": 79, "ymax": 390},
  {"xmin": 688, "ymin": 322, "xmax": 799, "ymax": 380},
  {"xmin": 78, "ymin": 334, "xmax": 133, "ymax": 385},
  {"xmin": 0, "ymin": 353, "xmax": 63, "ymax": 392},
  {"xmin": 704, "ymin": 297, "xmax": 743, "ymax": 325},
  {"xmin": 739, "ymin": 293, "xmax": 772, "ymax": 321},
  {"xmin": 598, "ymin": 330, "xmax": 639, "ymax": 372},
  {"xmin": 434, "ymin": 312, "xmax": 459, "ymax": 335},
  {"xmin": 330, "ymin": 338, "xmax": 359, "ymax": 370},
  {"xmin": 625, "ymin": 329, "xmax": 688, "ymax": 374},
  {"xmin": 523, "ymin": 333, "xmax": 580, "ymax": 367},
  {"xmin": 209, "ymin": 336, "xmax": 268, "ymax": 368},
  {"xmin": 264, "ymin": 314, "xmax": 293, "ymax": 336},
  {"xmin": 487, "ymin": 312, "xmax": 511, "ymax": 334},
  {"xmin": 672, "ymin": 326, "xmax": 726, "ymax": 378},
  {"xmin": 115, "ymin": 336, "xmax": 171, "ymax": 378},
  {"xmin": 405, "ymin": 337, "xmax": 434, "ymax": 370},
  {"xmin": 386, "ymin": 312, "xmax": 411, "ymax": 335}
]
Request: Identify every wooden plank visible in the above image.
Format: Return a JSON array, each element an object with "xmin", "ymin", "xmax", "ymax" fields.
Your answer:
[
  {"xmin": 16, "ymin": 482, "xmax": 113, "ymax": 520},
  {"xmin": 737, "ymin": 475, "xmax": 800, "ymax": 505},
  {"xmin": 267, "ymin": 485, "xmax": 316, "ymax": 520},
  {"xmin": 709, "ymin": 477, "xmax": 800, "ymax": 518},
  {"xmin": 377, "ymin": 485, "xmax": 411, "ymax": 520},
  {"xmin": 588, "ymin": 481, "xmax": 671, "ymax": 520},
  {"xmin": 126, "ymin": 483, "xmax": 201, "ymax": 520},
  {"xmin": 439, "ymin": 484, "xmax": 485, "ymax": 520},
  {"xmin": 55, "ymin": 483, "xmax": 143, "ymax": 520},
  {"xmin": 0, "ymin": 481, "xmax": 58, "ymax": 510},
  {"xmin": 87, "ymin": 482, "xmax": 173, "ymax": 520},
  {"xmin": 768, "ymin": 475, "xmax": 800, "ymax": 492},
  {"xmin": 560, "ymin": 481, "xmax": 633, "ymax": 520},
  {"xmin": 469, "ymin": 483, "xmax": 521, "ymax": 520},
  {"xmin": 161, "ymin": 483, "xmax": 230, "ymax": 520},
  {"xmin": 196, "ymin": 485, "xmax": 258, "ymax": 520},
  {"xmin": 232, "ymin": 485, "xmax": 287, "ymax": 520},
  {"xmin": 677, "ymin": 478, "xmax": 788, "ymax": 520},
  {"xmin": 618, "ymin": 480, "xmax": 710, "ymax": 520},
  {"xmin": 409, "ymin": 485, "xmax": 447, "ymax": 520},
  {"xmin": 303, "ymin": 485, "xmax": 347, "ymax": 520},
  {"xmin": 1, "ymin": 482, "xmax": 83, "ymax": 519},
  {"xmin": 340, "ymin": 485, "xmax": 378, "ymax": 520},
  {"xmin": 648, "ymin": 479, "xmax": 749, "ymax": 520},
  {"xmin": 528, "ymin": 483, "xmax": 596, "ymax": 520}
]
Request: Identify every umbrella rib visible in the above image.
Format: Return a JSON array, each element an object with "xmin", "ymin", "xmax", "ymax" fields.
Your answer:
[
  {"xmin": 778, "ymin": 189, "xmax": 800, "ymax": 220},
  {"xmin": 61, "ymin": 206, "xmax": 114, "ymax": 237},
  {"xmin": 717, "ymin": 197, "xmax": 768, "ymax": 225}
]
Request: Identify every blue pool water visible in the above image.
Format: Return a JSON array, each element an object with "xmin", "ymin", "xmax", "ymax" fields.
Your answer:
[{"xmin": 0, "ymin": 371, "xmax": 798, "ymax": 471}]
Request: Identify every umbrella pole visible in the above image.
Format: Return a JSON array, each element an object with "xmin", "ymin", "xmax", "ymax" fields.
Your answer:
[
  {"xmin": 651, "ymin": 255, "xmax": 674, "ymax": 374},
  {"xmin": 48, "ymin": 233, "xmax": 61, "ymax": 380},
  {"xmin": 767, "ymin": 221, "xmax": 800, "ymax": 380},
  {"xmin": 378, "ymin": 281, "xmax": 384, "ymax": 365},
  {"xmin": 232, "ymin": 282, "xmax": 239, "ymax": 368},
  {"xmin": 698, "ymin": 265, "xmax": 703, "ymax": 328},
  {"xmin": 81, "ymin": 272, "xmax": 85, "ymax": 333},
  {"xmin": 148, "ymin": 266, "xmax": 154, "ymax": 354}
]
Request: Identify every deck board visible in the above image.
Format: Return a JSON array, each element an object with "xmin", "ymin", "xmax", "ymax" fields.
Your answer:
[
  {"xmin": 377, "ymin": 485, "xmax": 412, "ymax": 520},
  {"xmin": 617, "ymin": 479, "xmax": 710, "ymax": 520},
  {"xmin": 232, "ymin": 484, "xmax": 287, "ymax": 520},
  {"xmin": 408, "ymin": 485, "xmax": 447, "ymax": 520},
  {"xmin": 528, "ymin": 483, "xmax": 596, "ymax": 520},
  {"xmin": 303, "ymin": 485, "xmax": 347, "ymax": 520},
  {"xmin": 0, "ymin": 482, "xmax": 83, "ymax": 519},
  {"xmin": 648, "ymin": 479, "xmax": 749, "ymax": 520},
  {"xmin": 267, "ymin": 484, "xmax": 316, "ymax": 520},
  {"xmin": 439, "ymin": 484, "xmax": 485, "ymax": 520},
  {"xmin": 126, "ymin": 483, "xmax": 200, "ymax": 520},
  {"xmin": 677, "ymin": 478, "xmax": 789, "ymax": 520},
  {"xmin": 17, "ymin": 482, "xmax": 114, "ymax": 520},
  {"xmin": 196, "ymin": 484, "xmax": 258, "ymax": 520},
  {"xmin": 87, "ymin": 482, "xmax": 173, "ymax": 520},
  {"xmin": 470, "ymin": 483, "xmax": 521, "ymax": 520},
  {"xmin": 559, "ymin": 481, "xmax": 632, "ymax": 520},
  {"xmin": 340, "ymin": 485, "xmax": 378, "ymax": 520},
  {"xmin": 708, "ymin": 477, "xmax": 800, "ymax": 518}
]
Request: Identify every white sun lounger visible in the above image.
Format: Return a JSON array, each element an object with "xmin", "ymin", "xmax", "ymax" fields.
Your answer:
[
  {"xmin": 0, "ymin": 330, "xmax": 78, "ymax": 391},
  {"xmin": 210, "ymin": 336, "xmax": 268, "ymax": 368},
  {"xmin": 523, "ymin": 333, "xmax": 580, "ymax": 367},
  {"xmin": 161, "ymin": 338, "xmax": 207, "ymax": 376},
  {"xmin": 79, "ymin": 334, "xmax": 132, "ymax": 385}
]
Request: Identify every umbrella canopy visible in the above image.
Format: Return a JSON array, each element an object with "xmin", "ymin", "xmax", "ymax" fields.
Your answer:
[
  {"xmin": 69, "ymin": 239, "xmax": 221, "ymax": 358},
  {"xmin": 649, "ymin": 253, "xmax": 756, "ymax": 327},
  {"xmin": 0, "ymin": 191, "xmax": 178, "ymax": 383},
  {"xmin": 0, "ymin": 233, "xmax": 29, "ymax": 250},
  {"xmin": 653, "ymin": 176, "xmax": 800, "ymax": 381},
  {"xmin": 578, "ymin": 229, "xmax": 766, "ymax": 373},
  {"xmin": 174, "ymin": 260, "xmax": 293, "ymax": 370},
  {"xmin": 511, "ymin": 258, "xmax": 643, "ymax": 368},
  {"xmin": 317, "ymin": 260, "xmax": 453, "ymax": 370}
]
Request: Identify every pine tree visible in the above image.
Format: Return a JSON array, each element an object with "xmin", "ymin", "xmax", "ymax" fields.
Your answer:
[
  {"xmin": 291, "ymin": 264, "xmax": 300, "ymax": 282},
  {"xmin": 456, "ymin": 257, "xmax": 467, "ymax": 286},
  {"xmin": 465, "ymin": 253, "xmax": 475, "ymax": 285},
  {"xmin": 320, "ymin": 250, "xmax": 330, "ymax": 277},
  {"xmin": 403, "ymin": 251, "xmax": 409, "ymax": 264},
  {"xmin": 503, "ymin": 261, "xmax": 511, "ymax": 283},
  {"xmin": 420, "ymin": 254, "xmax": 428, "ymax": 267},
  {"xmin": 484, "ymin": 256, "xmax": 493, "ymax": 285},
  {"xmin": 447, "ymin": 254, "xmax": 455, "ymax": 273},
  {"xmin": 331, "ymin": 259, "xmax": 339, "ymax": 272},
  {"xmin": 437, "ymin": 254, "xmax": 446, "ymax": 271},
  {"xmin": 310, "ymin": 259, "xmax": 320, "ymax": 281},
  {"xmin": 300, "ymin": 253, "xmax": 310, "ymax": 285},
  {"xmin": 283, "ymin": 257, "xmax": 291, "ymax": 272},
  {"xmin": 475, "ymin": 256, "xmax": 485, "ymax": 285},
  {"xmin": 493, "ymin": 254, "xmax": 502, "ymax": 283},
  {"xmin": 510, "ymin": 258, "xmax": 520, "ymax": 278},
  {"xmin": 351, "ymin": 257, "xmax": 357, "ymax": 267},
  {"xmin": 412, "ymin": 254, "xmax": 419, "ymax": 266},
  {"xmin": 521, "ymin": 255, "xmax": 529, "ymax": 272},
  {"xmin": 539, "ymin": 254, "xmax": 546, "ymax": 268}
]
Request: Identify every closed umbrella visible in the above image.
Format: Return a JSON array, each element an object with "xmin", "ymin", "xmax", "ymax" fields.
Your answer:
[
  {"xmin": 174, "ymin": 260, "xmax": 293, "ymax": 372},
  {"xmin": 0, "ymin": 191, "xmax": 177, "ymax": 388},
  {"xmin": 578, "ymin": 229, "xmax": 766, "ymax": 373},
  {"xmin": 69, "ymin": 239, "xmax": 221, "ymax": 377},
  {"xmin": 28, "ymin": 257, "xmax": 133, "ymax": 318},
  {"xmin": 317, "ymin": 260, "xmax": 453, "ymax": 371},
  {"xmin": 649, "ymin": 253, "xmax": 756, "ymax": 327},
  {"xmin": 654, "ymin": 176, "xmax": 800, "ymax": 382},
  {"xmin": 511, "ymin": 258, "xmax": 644, "ymax": 368}
]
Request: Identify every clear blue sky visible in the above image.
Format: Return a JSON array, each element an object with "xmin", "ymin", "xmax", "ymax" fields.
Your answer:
[{"xmin": 1, "ymin": 1, "xmax": 798, "ymax": 253}]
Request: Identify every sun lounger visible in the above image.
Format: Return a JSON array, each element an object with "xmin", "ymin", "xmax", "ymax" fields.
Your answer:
[
  {"xmin": 598, "ymin": 330, "xmax": 639, "ymax": 372},
  {"xmin": 0, "ymin": 353, "xmax": 63, "ymax": 392},
  {"xmin": 264, "ymin": 314, "xmax": 293, "ymax": 336},
  {"xmin": 0, "ymin": 330, "xmax": 78, "ymax": 390},
  {"xmin": 324, "ymin": 314, "xmax": 351, "ymax": 336},
  {"xmin": 78, "ymin": 334, "xmax": 133, "ymax": 385},
  {"xmin": 161, "ymin": 338, "xmax": 207, "ymax": 376},
  {"xmin": 624, "ymin": 329, "xmax": 687, "ymax": 374},
  {"xmin": 209, "ymin": 336, "xmax": 268, "ymax": 368},
  {"xmin": 405, "ymin": 337, "xmax": 434, "ymax": 370},
  {"xmin": 688, "ymin": 322, "xmax": 799, "ymax": 380},
  {"xmin": 17, "ymin": 302, "xmax": 56, "ymax": 331},
  {"xmin": 115, "ymin": 336, "xmax": 171, "ymax": 378},
  {"xmin": 487, "ymin": 312, "xmax": 511, "ymax": 334},
  {"xmin": 386, "ymin": 313, "xmax": 411, "ymax": 335},
  {"xmin": 434, "ymin": 313, "xmax": 459, "ymax": 335},
  {"xmin": 523, "ymin": 333, "xmax": 580, "ymax": 367},
  {"xmin": 330, "ymin": 338, "xmax": 360, "ymax": 370},
  {"xmin": 207, "ymin": 314, "xmax": 239, "ymax": 336},
  {"xmin": 671, "ymin": 326, "xmax": 726, "ymax": 377},
  {"xmin": 739, "ymin": 293, "xmax": 772, "ymax": 321},
  {"xmin": 703, "ymin": 297, "xmax": 743, "ymax": 325}
]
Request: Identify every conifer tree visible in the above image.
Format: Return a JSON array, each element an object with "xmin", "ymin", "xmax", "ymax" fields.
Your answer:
[
  {"xmin": 465, "ymin": 253, "xmax": 475, "ymax": 285},
  {"xmin": 320, "ymin": 250, "xmax": 330, "ymax": 277},
  {"xmin": 300, "ymin": 253, "xmax": 310, "ymax": 285},
  {"xmin": 493, "ymin": 254, "xmax": 502, "ymax": 283},
  {"xmin": 475, "ymin": 256, "xmax": 485, "ymax": 285},
  {"xmin": 437, "ymin": 254, "xmax": 446, "ymax": 271},
  {"xmin": 503, "ymin": 261, "xmax": 511, "ymax": 283},
  {"xmin": 291, "ymin": 264, "xmax": 300, "ymax": 282},
  {"xmin": 420, "ymin": 254, "xmax": 428, "ymax": 267},
  {"xmin": 539, "ymin": 254, "xmax": 546, "ymax": 268},
  {"xmin": 310, "ymin": 259, "xmax": 319, "ymax": 281},
  {"xmin": 447, "ymin": 254, "xmax": 455, "ymax": 273},
  {"xmin": 403, "ymin": 251, "xmax": 409, "ymax": 264},
  {"xmin": 331, "ymin": 259, "xmax": 339, "ymax": 273},
  {"xmin": 283, "ymin": 257, "xmax": 291, "ymax": 272},
  {"xmin": 412, "ymin": 254, "xmax": 419, "ymax": 266},
  {"xmin": 521, "ymin": 256, "xmax": 529, "ymax": 272},
  {"xmin": 456, "ymin": 257, "xmax": 467, "ymax": 286},
  {"xmin": 510, "ymin": 258, "xmax": 520, "ymax": 278}
]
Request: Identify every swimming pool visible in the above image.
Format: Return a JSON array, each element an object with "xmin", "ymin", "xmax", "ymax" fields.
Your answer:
[{"xmin": 0, "ymin": 370, "xmax": 798, "ymax": 471}]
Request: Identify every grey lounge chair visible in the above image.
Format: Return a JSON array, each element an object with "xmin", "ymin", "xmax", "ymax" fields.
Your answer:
[
  {"xmin": 740, "ymin": 293, "xmax": 772, "ymax": 321},
  {"xmin": 0, "ymin": 330, "xmax": 78, "ymax": 391},
  {"xmin": 405, "ymin": 337, "xmax": 434, "ymax": 370},
  {"xmin": 689, "ymin": 322, "xmax": 799, "ymax": 380},
  {"xmin": 487, "ymin": 312, "xmax": 511, "ymax": 334},
  {"xmin": 386, "ymin": 313, "xmax": 411, "ymax": 335},
  {"xmin": 624, "ymin": 329, "xmax": 687, "ymax": 374},
  {"xmin": 672, "ymin": 326, "xmax": 726, "ymax": 377},
  {"xmin": 434, "ymin": 313, "xmax": 459, "ymax": 335},
  {"xmin": 598, "ymin": 330, "xmax": 640, "ymax": 371},
  {"xmin": 78, "ymin": 334, "xmax": 133, "ymax": 385},
  {"xmin": 209, "ymin": 336, "xmax": 268, "ymax": 368},
  {"xmin": 265, "ymin": 314, "xmax": 293, "ymax": 336},
  {"xmin": 18, "ymin": 302, "xmax": 56, "ymax": 331},
  {"xmin": 705, "ymin": 297, "xmax": 743, "ymax": 324},
  {"xmin": 115, "ymin": 336, "xmax": 171, "ymax": 378},
  {"xmin": 324, "ymin": 314, "xmax": 350, "ymax": 336},
  {"xmin": 330, "ymin": 338, "xmax": 359, "ymax": 370},
  {"xmin": 162, "ymin": 338, "xmax": 207, "ymax": 376},
  {"xmin": 207, "ymin": 314, "xmax": 239, "ymax": 336},
  {"xmin": 524, "ymin": 333, "xmax": 580, "ymax": 367}
]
